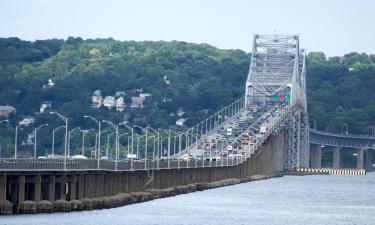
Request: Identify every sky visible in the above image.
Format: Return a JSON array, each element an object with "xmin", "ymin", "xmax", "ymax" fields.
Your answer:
[{"xmin": 0, "ymin": 0, "xmax": 374, "ymax": 56}]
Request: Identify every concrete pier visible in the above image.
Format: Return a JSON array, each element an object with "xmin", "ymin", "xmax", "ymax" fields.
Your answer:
[
  {"xmin": 365, "ymin": 150, "xmax": 373, "ymax": 172},
  {"xmin": 310, "ymin": 145, "xmax": 322, "ymax": 168},
  {"xmin": 357, "ymin": 149, "xmax": 364, "ymax": 169},
  {"xmin": 333, "ymin": 147, "xmax": 340, "ymax": 169}
]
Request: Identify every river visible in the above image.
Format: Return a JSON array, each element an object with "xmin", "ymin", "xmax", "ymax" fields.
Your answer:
[{"xmin": 2, "ymin": 173, "xmax": 375, "ymax": 225}]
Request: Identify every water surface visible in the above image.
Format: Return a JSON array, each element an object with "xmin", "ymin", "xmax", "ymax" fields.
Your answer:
[{"xmin": 2, "ymin": 173, "xmax": 375, "ymax": 225}]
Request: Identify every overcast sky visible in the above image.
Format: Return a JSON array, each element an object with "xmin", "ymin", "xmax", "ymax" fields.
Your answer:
[{"xmin": 0, "ymin": 0, "xmax": 374, "ymax": 56}]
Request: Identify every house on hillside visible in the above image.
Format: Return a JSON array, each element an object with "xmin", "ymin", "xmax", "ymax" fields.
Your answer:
[
  {"xmin": 130, "ymin": 97, "xmax": 144, "ymax": 108},
  {"xmin": 92, "ymin": 90, "xmax": 103, "ymax": 108},
  {"xmin": 116, "ymin": 97, "xmax": 125, "ymax": 112},
  {"xmin": 40, "ymin": 101, "xmax": 52, "ymax": 113},
  {"xmin": 0, "ymin": 106, "xmax": 15, "ymax": 117},
  {"xmin": 103, "ymin": 96, "xmax": 116, "ymax": 109}
]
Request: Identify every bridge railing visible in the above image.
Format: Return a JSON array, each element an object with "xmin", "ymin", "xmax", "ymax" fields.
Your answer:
[{"xmin": 0, "ymin": 104, "xmax": 290, "ymax": 172}]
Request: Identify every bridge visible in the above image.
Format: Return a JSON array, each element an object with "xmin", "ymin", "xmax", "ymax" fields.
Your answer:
[
  {"xmin": 310, "ymin": 129, "xmax": 375, "ymax": 170},
  {"xmin": 0, "ymin": 34, "xmax": 373, "ymax": 214}
]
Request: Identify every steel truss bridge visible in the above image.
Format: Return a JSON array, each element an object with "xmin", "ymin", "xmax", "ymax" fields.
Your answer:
[{"xmin": 0, "ymin": 34, "xmax": 372, "ymax": 172}]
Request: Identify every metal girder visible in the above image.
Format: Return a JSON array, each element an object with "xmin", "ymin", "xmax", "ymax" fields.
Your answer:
[{"xmin": 245, "ymin": 34, "xmax": 309, "ymax": 169}]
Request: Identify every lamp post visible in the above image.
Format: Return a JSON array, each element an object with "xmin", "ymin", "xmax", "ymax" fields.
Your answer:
[
  {"xmin": 68, "ymin": 127, "xmax": 80, "ymax": 157},
  {"xmin": 79, "ymin": 129, "xmax": 94, "ymax": 156},
  {"xmin": 146, "ymin": 126, "xmax": 158, "ymax": 160},
  {"xmin": 50, "ymin": 112, "xmax": 68, "ymax": 170},
  {"xmin": 341, "ymin": 123, "xmax": 349, "ymax": 135},
  {"xmin": 103, "ymin": 120, "xmax": 118, "ymax": 170},
  {"xmin": 14, "ymin": 125, "xmax": 18, "ymax": 159},
  {"xmin": 52, "ymin": 125, "xmax": 65, "ymax": 156},
  {"xmin": 370, "ymin": 126, "xmax": 375, "ymax": 136},
  {"xmin": 119, "ymin": 122, "xmax": 135, "ymax": 170},
  {"xmin": 34, "ymin": 124, "xmax": 48, "ymax": 158},
  {"xmin": 84, "ymin": 115, "xmax": 101, "ymax": 168},
  {"xmin": 105, "ymin": 132, "xmax": 116, "ymax": 159},
  {"xmin": 118, "ymin": 132, "xmax": 129, "ymax": 159},
  {"xmin": 134, "ymin": 125, "xmax": 147, "ymax": 169}
]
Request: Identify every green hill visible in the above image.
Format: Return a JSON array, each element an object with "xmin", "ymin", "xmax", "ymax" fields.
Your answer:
[{"xmin": 0, "ymin": 37, "xmax": 374, "ymax": 157}]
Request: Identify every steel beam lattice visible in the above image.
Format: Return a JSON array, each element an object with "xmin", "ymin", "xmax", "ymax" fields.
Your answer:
[{"xmin": 245, "ymin": 34, "xmax": 309, "ymax": 169}]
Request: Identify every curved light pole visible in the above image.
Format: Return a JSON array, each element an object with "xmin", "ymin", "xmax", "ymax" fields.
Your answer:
[
  {"xmin": 79, "ymin": 129, "xmax": 94, "ymax": 156},
  {"xmin": 341, "ymin": 123, "xmax": 349, "ymax": 135},
  {"xmin": 106, "ymin": 132, "xmax": 116, "ymax": 159},
  {"xmin": 103, "ymin": 120, "xmax": 118, "ymax": 170},
  {"xmin": 84, "ymin": 116, "xmax": 101, "ymax": 169},
  {"xmin": 52, "ymin": 125, "xmax": 65, "ymax": 157},
  {"xmin": 50, "ymin": 112, "xmax": 68, "ymax": 170},
  {"xmin": 34, "ymin": 124, "xmax": 48, "ymax": 158},
  {"xmin": 68, "ymin": 127, "xmax": 80, "ymax": 157},
  {"xmin": 119, "ymin": 122, "xmax": 135, "ymax": 170},
  {"xmin": 144, "ymin": 126, "xmax": 158, "ymax": 162},
  {"xmin": 118, "ymin": 132, "xmax": 129, "ymax": 159},
  {"xmin": 134, "ymin": 125, "xmax": 147, "ymax": 169}
]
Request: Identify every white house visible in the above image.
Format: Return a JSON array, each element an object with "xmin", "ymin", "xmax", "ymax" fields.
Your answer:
[
  {"xmin": 130, "ymin": 97, "xmax": 144, "ymax": 108},
  {"xmin": 0, "ymin": 106, "xmax": 15, "ymax": 117},
  {"xmin": 116, "ymin": 97, "xmax": 125, "ymax": 112},
  {"xmin": 103, "ymin": 96, "xmax": 116, "ymax": 109},
  {"xmin": 39, "ymin": 102, "xmax": 51, "ymax": 113},
  {"xmin": 92, "ymin": 90, "xmax": 103, "ymax": 108}
]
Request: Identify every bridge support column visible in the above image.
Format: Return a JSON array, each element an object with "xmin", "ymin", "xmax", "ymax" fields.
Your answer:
[
  {"xmin": 333, "ymin": 147, "xmax": 340, "ymax": 169},
  {"xmin": 365, "ymin": 150, "xmax": 373, "ymax": 172},
  {"xmin": 77, "ymin": 175, "xmax": 84, "ymax": 200},
  {"xmin": 60, "ymin": 176, "xmax": 66, "ymax": 200},
  {"xmin": 310, "ymin": 145, "xmax": 322, "ymax": 168},
  {"xmin": 357, "ymin": 149, "xmax": 364, "ymax": 169},
  {"xmin": 34, "ymin": 175, "xmax": 41, "ymax": 202},
  {"xmin": 0, "ymin": 175, "xmax": 6, "ymax": 201},
  {"xmin": 70, "ymin": 175, "xmax": 77, "ymax": 200},
  {"xmin": 48, "ymin": 175, "xmax": 55, "ymax": 202},
  {"xmin": 18, "ymin": 175, "xmax": 25, "ymax": 209}
]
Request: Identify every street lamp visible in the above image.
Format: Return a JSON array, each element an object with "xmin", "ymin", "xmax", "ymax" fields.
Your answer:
[
  {"xmin": 368, "ymin": 126, "xmax": 375, "ymax": 137},
  {"xmin": 79, "ymin": 129, "xmax": 94, "ymax": 156},
  {"xmin": 118, "ymin": 132, "xmax": 129, "ymax": 158},
  {"xmin": 341, "ymin": 123, "xmax": 349, "ymax": 135},
  {"xmin": 145, "ymin": 126, "xmax": 158, "ymax": 161},
  {"xmin": 34, "ymin": 124, "xmax": 48, "ymax": 158},
  {"xmin": 103, "ymin": 120, "xmax": 118, "ymax": 170},
  {"xmin": 119, "ymin": 122, "xmax": 135, "ymax": 170},
  {"xmin": 84, "ymin": 115, "xmax": 101, "ymax": 168},
  {"xmin": 134, "ymin": 125, "xmax": 147, "ymax": 169},
  {"xmin": 52, "ymin": 125, "xmax": 65, "ymax": 156},
  {"xmin": 68, "ymin": 127, "xmax": 80, "ymax": 157},
  {"xmin": 50, "ymin": 112, "xmax": 68, "ymax": 170}
]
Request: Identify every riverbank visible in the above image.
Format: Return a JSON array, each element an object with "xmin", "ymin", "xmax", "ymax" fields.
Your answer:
[{"xmin": 1, "ymin": 173, "xmax": 282, "ymax": 215}]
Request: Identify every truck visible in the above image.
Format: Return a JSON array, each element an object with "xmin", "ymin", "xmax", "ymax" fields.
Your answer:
[
  {"xmin": 226, "ymin": 128, "xmax": 233, "ymax": 136},
  {"xmin": 260, "ymin": 126, "xmax": 267, "ymax": 134}
]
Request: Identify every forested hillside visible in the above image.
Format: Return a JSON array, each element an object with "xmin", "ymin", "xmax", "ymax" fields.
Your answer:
[{"xmin": 0, "ymin": 37, "xmax": 374, "ymax": 157}]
